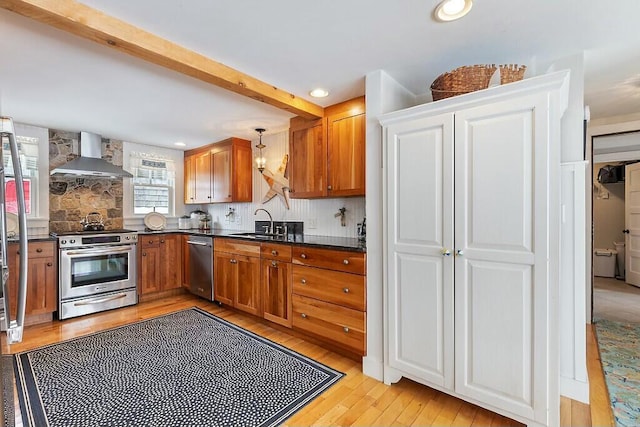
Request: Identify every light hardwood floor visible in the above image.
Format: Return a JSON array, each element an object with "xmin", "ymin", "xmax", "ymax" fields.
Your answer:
[{"xmin": 2, "ymin": 294, "xmax": 611, "ymax": 426}]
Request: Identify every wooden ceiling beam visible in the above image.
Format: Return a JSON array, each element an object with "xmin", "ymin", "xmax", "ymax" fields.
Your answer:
[{"xmin": 0, "ymin": 0, "xmax": 324, "ymax": 119}]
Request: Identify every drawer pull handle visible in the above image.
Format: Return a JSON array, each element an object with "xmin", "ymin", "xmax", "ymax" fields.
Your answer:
[
  {"xmin": 271, "ymin": 250, "xmax": 277, "ymax": 256},
  {"xmin": 271, "ymin": 261, "xmax": 277, "ymax": 267},
  {"xmin": 47, "ymin": 262, "xmax": 52, "ymax": 267},
  {"xmin": 36, "ymin": 248, "xmax": 43, "ymax": 253},
  {"xmin": 343, "ymin": 327, "xmax": 350, "ymax": 333},
  {"xmin": 300, "ymin": 253, "xmax": 307, "ymax": 259},
  {"xmin": 301, "ymin": 313, "xmax": 307, "ymax": 319},
  {"xmin": 343, "ymin": 287, "xmax": 350, "ymax": 293},
  {"xmin": 301, "ymin": 279, "xmax": 307, "ymax": 285},
  {"xmin": 343, "ymin": 259, "xmax": 350, "ymax": 265}
]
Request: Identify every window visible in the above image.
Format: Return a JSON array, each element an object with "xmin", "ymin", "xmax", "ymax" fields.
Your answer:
[
  {"xmin": 2, "ymin": 134, "xmax": 39, "ymax": 216},
  {"xmin": 130, "ymin": 152, "xmax": 175, "ymax": 215}
]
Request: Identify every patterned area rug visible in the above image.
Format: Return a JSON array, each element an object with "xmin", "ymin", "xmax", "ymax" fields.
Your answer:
[
  {"xmin": 595, "ymin": 318, "xmax": 640, "ymax": 427},
  {"xmin": 14, "ymin": 308, "xmax": 343, "ymax": 427}
]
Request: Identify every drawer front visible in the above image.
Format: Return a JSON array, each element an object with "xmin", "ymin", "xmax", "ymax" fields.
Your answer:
[
  {"xmin": 260, "ymin": 242, "xmax": 292, "ymax": 262},
  {"xmin": 292, "ymin": 246, "xmax": 365, "ymax": 275},
  {"xmin": 28, "ymin": 241, "xmax": 56, "ymax": 258},
  {"xmin": 215, "ymin": 238, "xmax": 260, "ymax": 257},
  {"xmin": 292, "ymin": 294, "xmax": 365, "ymax": 355},
  {"xmin": 292, "ymin": 265, "xmax": 365, "ymax": 311},
  {"xmin": 140, "ymin": 235, "xmax": 161, "ymax": 248}
]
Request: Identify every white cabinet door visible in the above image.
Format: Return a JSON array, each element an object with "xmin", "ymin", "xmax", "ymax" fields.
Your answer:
[
  {"xmin": 385, "ymin": 113, "xmax": 454, "ymax": 389},
  {"xmin": 453, "ymin": 93, "xmax": 552, "ymax": 423}
]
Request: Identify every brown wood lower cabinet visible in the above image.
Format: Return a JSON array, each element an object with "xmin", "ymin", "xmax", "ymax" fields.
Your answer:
[
  {"xmin": 7, "ymin": 240, "xmax": 57, "ymax": 319},
  {"xmin": 213, "ymin": 238, "xmax": 261, "ymax": 316},
  {"xmin": 291, "ymin": 246, "xmax": 367, "ymax": 356},
  {"xmin": 139, "ymin": 234, "xmax": 183, "ymax": 296},
  {"xmin": 261, "ymin": 242, "xmax": 292, "ymax": 328}
]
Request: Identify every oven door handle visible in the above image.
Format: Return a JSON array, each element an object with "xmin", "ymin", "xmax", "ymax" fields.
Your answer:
[
  {"xmin": 73, "ymin": 293, "xmax": 128, "ymax": 306},
  {"xmin": 63, "ymin": 246, "xmax": 134, "ymax": 256}
]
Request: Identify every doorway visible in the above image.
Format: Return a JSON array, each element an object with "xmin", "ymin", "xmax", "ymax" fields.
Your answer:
[{"xmin": 592, "ymin": 160, "xmax": 640, "ymax": 323}]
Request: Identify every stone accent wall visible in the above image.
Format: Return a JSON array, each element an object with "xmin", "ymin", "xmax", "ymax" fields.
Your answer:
[{"xmin": 49, "ymin": 130, "xmax": 124, "ymax": 233}]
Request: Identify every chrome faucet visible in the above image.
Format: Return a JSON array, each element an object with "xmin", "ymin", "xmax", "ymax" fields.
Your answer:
[{"xmin": 254, "ymin": 208, "xmax": 273, "ymax": 234}]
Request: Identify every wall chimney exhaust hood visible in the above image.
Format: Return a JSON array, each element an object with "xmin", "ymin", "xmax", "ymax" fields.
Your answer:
[{"xmin": 50, "ymin": 132, "xmax": 133, "ymax": 178}]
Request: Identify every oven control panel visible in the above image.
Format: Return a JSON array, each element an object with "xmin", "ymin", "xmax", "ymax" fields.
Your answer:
[{"xmin": 58, "ymin": 232, "xmax": 138, "ymax": 249}]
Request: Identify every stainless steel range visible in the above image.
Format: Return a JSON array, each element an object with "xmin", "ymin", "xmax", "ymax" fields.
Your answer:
[{"xmin": 53, "ymin": 229, "xmax": 138, "ymax": 320}]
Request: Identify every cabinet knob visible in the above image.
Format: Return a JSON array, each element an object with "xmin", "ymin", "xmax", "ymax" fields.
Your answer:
[
  {"xmin": 441, "ymin": 248, "xmax": 451, "ymax": 256},
  {"xmin": 142, "ymin": 252, "xmax": 146, "ymax": 256},
  {"xmin": 327, "ymin": 185, "xmax": 333, "ymax": 190},
  {"xmin": 301, "ymin": 279, "xmax": 307, "ymax": 285},
  {"xmin": 343, "ymin": 327, "xmax": 350, "ymax": 333},
  {"xmin": 47, "ymin": 262, "xmax": 52, "ymax": 267},
  {"xmin": 36, "ymin": 248, "xmax": 43, "ymax": 253},
  {"xmin": 160, "ymin": 240, "xmax": 165, "ymax": 243},
  {"xmin": 148, "ymin": 240, "xmax": 153, "ymax": 244},
  {"xmin": 271, "ymin": 261, "xmax": 277, "ymax": 267},
  {"xmin": 300, "ymin": 253, "xmax": 307, "ymax": 259},
  {"xmin": 16, "ymin": 251, "xmax": 19, "ymax": 255},
  {"xmin": 456, "ymin": 250, "xmax": 464, "ymax": 257},
  {"xmin": 207, "ymin": 196, "xmax": 211, "ymax": 199},
  {"xmin": 230, "ymin": 259, "xmax": 237, "ymax": 264},
  {"xmin": 343, "ymin": 287, "xmax": 350, "ymax": 293},
  {"xmin": 343, "ymin": 259, "xmax": 350, "ymax": 265},
  {"xmin": 301, "ymin": 313, "xmax": 307, "ymax": 318},
  {"xmin": 271, "ymin": 250, "xmax": 277, "ymax": 256}
]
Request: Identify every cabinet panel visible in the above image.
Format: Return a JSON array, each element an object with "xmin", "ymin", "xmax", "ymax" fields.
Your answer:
[
  {"xmin": 289, "ymin": 118, "xmax": 326, "ymax": 198},
  {"xmin": 211, "ymin": 148, "xmax": 231, "ymax": 203},
  {"xmin": 292, "ymin": 294, "xmax": 365, "ymax": 355},
  {"xmin": 292, "ymin": 246, "xmax": 365, "ymax": 275},
  {"xmin": 139, "ymin": 246, "xmax": 161, "ymax": 295},
  {"xmin": 213, "ymin": 251, "xmax": 234, "ymax": 305},
  {"xmin": 292, "ymin": 265, "xmax": 365, "ymax": 311},
  {"xmin": 7, "ymin": 242, "xmax": 57, "ymax": 317},
  {"xmin": 160, "ymin": 234, "xmax": 183, "ymax": 290},
  {"xmin": 194, "ymin": 151, "xmax": 212, "ymax": 203},
  {"xmin": 184, "ymin": 155, "xmax": 196, "ymax": 203},
  {"xmin": 234, "ymin": 255, "xmax": 261, "ymax": 316},
  {"xmin": 327, "ymin": 111, "xmax": 365, "ymax": 196},
  {"xmin": 262, "ymin": 259, "xmax": 292, "ymax": 327}
]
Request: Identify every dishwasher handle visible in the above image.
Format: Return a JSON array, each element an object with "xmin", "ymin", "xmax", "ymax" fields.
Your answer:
[{"xmin": 187, "ymin": 240, "xmax": 210, "ymax": 246}]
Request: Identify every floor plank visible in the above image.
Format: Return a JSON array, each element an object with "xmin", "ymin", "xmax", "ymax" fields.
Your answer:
[{"xmin": 1, "ymin": 294, "xmax": 613, "ymax": 426}]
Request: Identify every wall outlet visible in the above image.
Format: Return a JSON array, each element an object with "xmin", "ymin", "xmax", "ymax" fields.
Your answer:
[{"xmin": 307, "ymin": 218, "xmax": 317, "ymax": 229}]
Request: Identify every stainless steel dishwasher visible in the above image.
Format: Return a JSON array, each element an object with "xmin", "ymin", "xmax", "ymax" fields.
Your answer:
[{"xmin": 186, "ymin": 235, "xmax": 214, "ymax": 301}]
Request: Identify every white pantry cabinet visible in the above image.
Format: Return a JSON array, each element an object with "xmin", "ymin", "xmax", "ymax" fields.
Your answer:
[{"xmin": 380, "ymin": 71, "xmax": 569, "ymax": 427}]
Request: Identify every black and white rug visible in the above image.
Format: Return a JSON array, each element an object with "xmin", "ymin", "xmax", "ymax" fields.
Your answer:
[{"xmin": 14, "ymin": 308, "xmax": 343, "ymax": 427}]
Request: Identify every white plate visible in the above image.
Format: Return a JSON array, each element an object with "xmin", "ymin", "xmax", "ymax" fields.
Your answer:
[
  {"xmin": 6, "ymin": 212, "xmax": 18, "ymax": 237},
  {"xmin": 144, "ymin": 212, "xmax": 167, "ymax": 231}
]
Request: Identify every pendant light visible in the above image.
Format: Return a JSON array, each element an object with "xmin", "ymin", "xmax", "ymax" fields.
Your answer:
[{"xmin": 255, "ymin": 128, "xmax": 266, "ymax": 173}]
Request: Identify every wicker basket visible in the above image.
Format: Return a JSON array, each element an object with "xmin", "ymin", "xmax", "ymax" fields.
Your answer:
[
  {"xmin": 430, "ymin": 64, "xmax": 527, "ymax": 101},
  {"xmin": 499, "ymin": 64, "xmax": 527, "ymax": 84},
  {"xmin": 430, "ymin": 64, "xmax": 497, "ymax": 101}
]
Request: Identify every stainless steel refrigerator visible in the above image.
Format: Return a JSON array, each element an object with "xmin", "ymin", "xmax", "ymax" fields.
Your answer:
[{"xmin": 0, "ymin": 117, "xmax": 29, "ymax": 426}]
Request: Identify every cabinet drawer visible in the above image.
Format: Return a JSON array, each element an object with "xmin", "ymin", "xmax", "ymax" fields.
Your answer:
[
  {"xmin": 140, "ymin": 235, "xmax": 161, "ymax": 248},
  {"xmin": 292, "ymin": 265, "xmax": 365, "ymax": 311},
  {"xmin": 292, "ymin": 246, "xmax": 365, "ymax": 275},
  {"xmin": 215, "ymin": 238, "xmax": 260, "ymax": 257},
  {"xmin": 260, "ymin": 243, "xmax": 292, "ymax": 262},
  {"xmin": 292, "ymin": 294, "xmax": 365, "ymax": 355},
  {"xmin": 28, "ymin": 241, "xmax": 55, "ymax": 258}
]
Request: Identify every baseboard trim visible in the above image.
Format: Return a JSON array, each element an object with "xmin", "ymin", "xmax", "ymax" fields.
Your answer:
[{"xmin": 362, "ymin": 356, "xmax": 383, "ymax": 381}]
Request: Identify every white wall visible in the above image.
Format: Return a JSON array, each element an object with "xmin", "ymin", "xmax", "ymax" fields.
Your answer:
[
  {"xmin": 363, "ymin": 70, "xmax": 417, "ymax": 380},
  {"xmin": 200, "ymin": 130, "xmax": 366, "ymax": 237}
]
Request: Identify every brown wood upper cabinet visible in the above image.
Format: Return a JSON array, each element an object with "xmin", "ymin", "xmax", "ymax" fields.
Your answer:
[
  {"xmin": 184, "ymin": 137, "xmax": 253, "ymax": 204},
  {"xmin": 289, "ymin": 96, "xmax": 365, "ymax": 198}
]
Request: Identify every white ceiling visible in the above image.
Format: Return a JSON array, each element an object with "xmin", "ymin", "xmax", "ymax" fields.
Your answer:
[{"xmin": 1, "ymin": 1, "xmax": 640, "ymax": 150}]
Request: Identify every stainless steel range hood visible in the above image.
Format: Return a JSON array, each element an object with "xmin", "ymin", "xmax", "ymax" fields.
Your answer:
[{"xmin": 50, "ymin": 132, "xmax": 133, "ymax": 178}]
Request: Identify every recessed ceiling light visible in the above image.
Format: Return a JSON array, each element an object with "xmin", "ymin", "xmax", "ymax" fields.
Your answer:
[
  {"xmin": 309, "ymin": 88, "xmax": 329, "ymax": 98},
  {"xmin": 174, "ymin": 142, "xmax": 186, "ymax": 147},
  {"xmin": 434, "ymin": 0, "xmax": 473, "ymax": 22}
]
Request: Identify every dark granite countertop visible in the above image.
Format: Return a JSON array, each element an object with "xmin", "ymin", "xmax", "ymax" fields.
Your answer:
[
  {"xmin": 137, "ymin": 228, "xmax": 366, "ymax": 252},
  {"xmin": 9, "ymin": 234, "xmax": 57, "ymax": 243}
]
